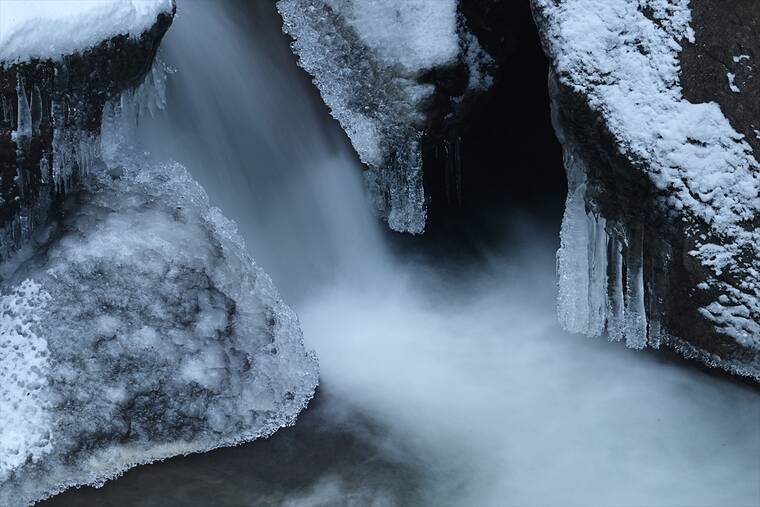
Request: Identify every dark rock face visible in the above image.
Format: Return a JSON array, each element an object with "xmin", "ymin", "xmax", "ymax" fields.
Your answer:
[
  {"xmin": 0, "ymin": 8, "xmax": 174, "ymax": 261},
  {"xmin": 533, "ymin": 0, "xmax": 760, "ymax": 379},
  {"xmin": 680, "ymin": 0, "xmax": 759, "ymax": 157}
]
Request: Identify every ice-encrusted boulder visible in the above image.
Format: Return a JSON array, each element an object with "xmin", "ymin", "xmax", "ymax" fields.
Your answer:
[
  {"xmin": 0, "ymin": 0, "xmax": 174, "ymax": 261},
  {"xmin": 0, "ymin": 152, "xmax": 318, "ymax": 506},
  {"xmin": 0, "ymin": 2, "xmax": 319, "ymax": 504},
  {"xmin": 532, "ymin": 0, "xmax": 760, "ymax": 379},
  {"xmin": 277, "ymin": 0, "xmax": 502, "ymax": 233}
]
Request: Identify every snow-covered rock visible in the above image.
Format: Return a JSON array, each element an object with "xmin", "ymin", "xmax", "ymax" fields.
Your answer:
[
  {"xmin": 277, "ymin": 0, "xmax": 496, "ymax": 233},
  {"xmin": 0, "ymin": 104, "xmax": 319, "ymax": 507},
  {"xmin": 0, "ymin": 3, "xmax": 319, "ymax": 504},
  {"xmin": 0, "ymin": 0, "xmax": 174, "ymax": 64},
  {"xmin": 533, "ymin": 0, "xmax": 760, "ymax": 378},
  {"xmin": 0, "ymin": 0, "xmax": 174, "ymax": 262}
]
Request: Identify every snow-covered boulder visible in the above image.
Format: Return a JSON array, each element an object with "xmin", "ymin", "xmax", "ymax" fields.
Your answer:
[
  {"xmin": 277, "ymin": 0, "xmax": 501, "ymax": 233},
  {"xmin": 0, "ymin": 0, "xmax": 174, "ymax": 261},
  {"xmin": 533, "ymin": 0, "xmax": 760, "ymax": 379},
  {"xmin": 0, "ymin": 141, "xmax": 318, "ymax": 507},
  {"xmin": 0, "ymin": 2, "xmax": 319, "ymax": 504}
]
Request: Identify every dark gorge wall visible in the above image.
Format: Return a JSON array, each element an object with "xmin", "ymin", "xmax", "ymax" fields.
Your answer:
[{"xmin": 422, "ymin": 0, "xmax": 565, "ymax": 230}]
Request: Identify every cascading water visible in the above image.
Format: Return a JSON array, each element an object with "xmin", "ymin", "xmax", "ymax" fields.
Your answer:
[
  {"xmin": 134, "ymin": 0, "xmax": 388, "ymax": 302},
  {"xmin": 45, "ymin": 1, "xmax": 760, "ymax": 506}
]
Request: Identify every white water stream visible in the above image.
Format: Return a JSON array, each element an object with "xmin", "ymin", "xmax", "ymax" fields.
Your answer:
[{"xmin": 53, "ymin": 1, "xmax": 759, "ymax": 506}]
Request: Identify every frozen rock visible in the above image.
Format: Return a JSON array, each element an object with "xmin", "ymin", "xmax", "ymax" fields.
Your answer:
[
  {"xmin": 0, "ymin": 10, "xmax": 319, "ymax": 501},
  {"xmin": 535, "ymin": 0, "xmax": 760, "ymax": 378},
  {"xmin": 0, "ymin": 0, "xmax": 174, "ymax": 64},
  {"xmin": 0, "ymin": 129, "xmax": 318, "ymax": 507},
  {"xmin": 0, "ymin": 0, "xmax": 174, "ymax": 262},
  {"xmin": 277, "ymin": 0, "xmax": 496, "ymax": 233}
]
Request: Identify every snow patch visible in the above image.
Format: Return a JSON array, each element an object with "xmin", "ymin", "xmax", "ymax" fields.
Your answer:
[
  {"xmin": 0, "ymin": 0, "xmax": 173, "ymax": 64},
  {"xmin": 325, "ymin": 0, "xmax": 459, "ymax": 73},
  {"xmin": 0, "ymin": 280, "xmax": 52, "ymax": 484},
  {"xmin": 727, "ymin": 72, "xmax": 740, "ymax": 93}
]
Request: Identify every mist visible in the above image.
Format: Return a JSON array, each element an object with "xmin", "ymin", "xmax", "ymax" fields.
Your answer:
[{"xmin": 44, "ymin": 1, "xmax": 760, "ymax": 506}]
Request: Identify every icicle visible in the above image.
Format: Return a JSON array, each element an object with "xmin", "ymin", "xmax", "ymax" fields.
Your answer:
[
  {"xmin": 100, "ymin": 58, "xmax": 170, "ymax": 164},
  {"xmin": 623, "ymin": 224, "xmax": 648, "ymax": 349},
  {"xmin": 1, "ymin": 95, "xmax": 10, "ymax": 124},
  {"xmin": 51, "ymin": 127, "xmax": 99, "ymax": 191},
  {"xmin": 443, "ymin": 136, "xmax": 464, "ymax": 208},
  {"xmin": 586, "ymin": 213, "xmax": 608, "ymax": 335},
  {"xmin": 646, "ymin": 253, "xmax": 662, "ymax": 349},
  {"xmin": 39, "ymin": 156, "xmax": 49, "ymax": 185},
  {"xmin": 16, "ymin": 75, "xmax": 32, "ymax": 140},
  {"xmin": 32, "ymin": 85, "xmax": 43, "ymax": 133},
  {"xmin": 606, "ymin": 236, "xmax": 625, "ymax": 341},
  {"xmin": 557, "ymin": 180, "xmax": 591, "ymax": 334},
  {"xmin": 454, "ymin": 136, "xmax": 462, "ymax": 207},
  {"xmin": 444, "ymin": 138, "xmax": 452, "ymax": 206}
]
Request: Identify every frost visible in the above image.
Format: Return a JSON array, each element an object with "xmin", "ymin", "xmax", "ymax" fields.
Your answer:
[
  {"xmin": 0, "ymin": 68, "xmax": 318, "ymax": 506},
  {"xmin": 0, "ymin": 0, "xmax": 174, "ymax": 65},
  {"xmin": 277, "ymin": 0, "xmax": 492, "ymax": 233},
  {"xmin": 0, "ymin": 280, "xmax": 52, "ymax": 484}
]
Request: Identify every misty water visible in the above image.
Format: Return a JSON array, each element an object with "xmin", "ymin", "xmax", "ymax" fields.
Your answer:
[{"xmin": 45, "ymin": 1, "xmax": 760, "ymax": 506}]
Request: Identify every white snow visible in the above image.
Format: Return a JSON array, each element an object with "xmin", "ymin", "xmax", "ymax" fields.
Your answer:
[
  {"xmin": 727, "ymin": 72, "xmax": 740, "ymax": 93},
  {"xmin": 0, "ymin": 280, "xmax": 52, "ymax": 484},
  {"xmin": 0, "ymin": 0, "xmax": 173, "ymax": 64},
  {"xmin": 325, "ymin": 0, "xmax": 459, "ymax": 73},
  {"xmin": 536, "ymin": 0, "xmax": 760, "ymax": 352}
]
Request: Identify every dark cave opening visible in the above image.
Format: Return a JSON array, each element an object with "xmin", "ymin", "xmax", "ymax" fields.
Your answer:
[{"xmin": 420, "ymin": 0, "xmax": 566, "ymax": 247}]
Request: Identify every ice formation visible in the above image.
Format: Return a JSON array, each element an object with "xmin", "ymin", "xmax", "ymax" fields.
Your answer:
[
  {"xmin": 556, "ymin": 136, "xmax": 650, "ymax": 351},
  {"xmin": 0, "ymin": 62, "xmax": 318, "ymax": 506},
  {"xmin": 0, "ymin": 0, "xmax": 174, "ymax": 64},
  {"xmin": 277, "ymin": 0, "xmax": 493, "ymax": 233},
  {"xmin": 540, "ymin": 0, "xmax": 760, "ymax": 373}
]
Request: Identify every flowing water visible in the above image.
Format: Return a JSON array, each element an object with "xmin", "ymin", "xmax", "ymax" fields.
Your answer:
[{"xmin": 45, "ymin": 1, "xmax": 760, "ymax": 506}]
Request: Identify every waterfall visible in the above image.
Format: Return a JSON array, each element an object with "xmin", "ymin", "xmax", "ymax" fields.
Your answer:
[
  {"xmin": 66, "ymin": 2, "xmax": 757, "ymax": 506},
  {"xmin": 135, "ymin": 0, "xmax": 388, "ymax": 302}
]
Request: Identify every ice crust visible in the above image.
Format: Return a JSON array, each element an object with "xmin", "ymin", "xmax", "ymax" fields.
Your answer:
[
  {"xmin": 277, "ymin": 0, "xmax": 492, "ymax": 233},
  {"xmin": 538, "ymin": 0, "xmax": 760, "ymax": 356},
  {"xmin": 0, "ymin": 68, "xmax": 318, "ymax": 506},
  {"xmin": 0, "ymin": 0, "xmax": 174, "ymax": 64}
]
